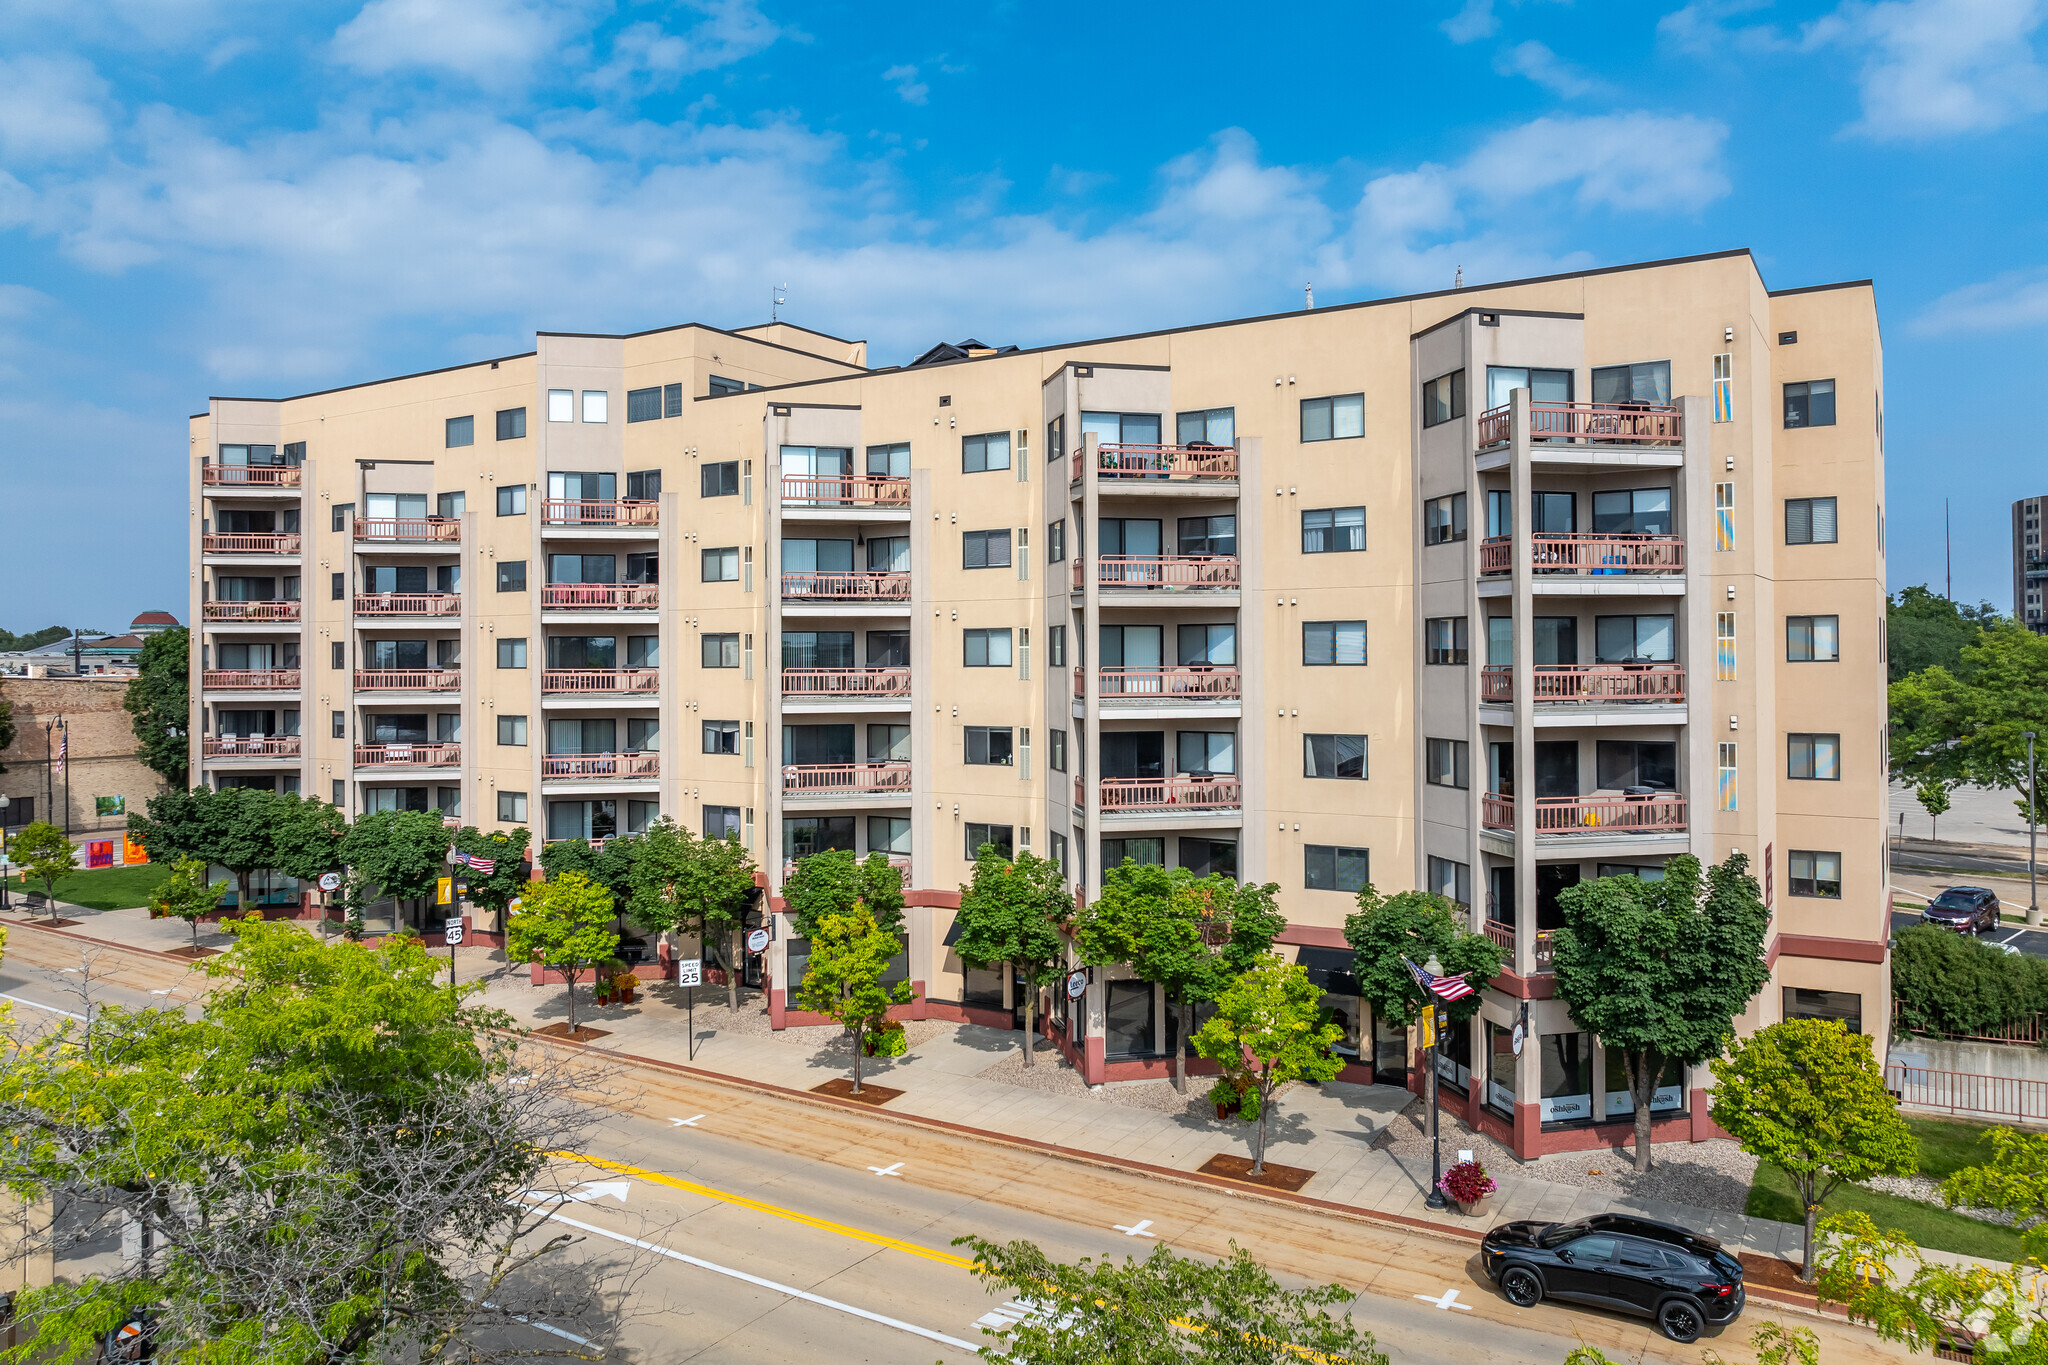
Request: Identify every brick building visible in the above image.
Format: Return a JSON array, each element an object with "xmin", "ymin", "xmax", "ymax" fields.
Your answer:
[{"xmin": 0, "ymin": 675, "xmax": 169, "ymax": 840}]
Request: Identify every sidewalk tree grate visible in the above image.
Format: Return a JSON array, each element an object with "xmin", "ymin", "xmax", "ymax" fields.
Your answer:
[
  {"xmin": 811, "ymin": 1078, "xmax": 903, "ymax": 1107},
  {"xmin": 1197, "ymin": 1154, "xmax": 1316, "ymax": 1193}
]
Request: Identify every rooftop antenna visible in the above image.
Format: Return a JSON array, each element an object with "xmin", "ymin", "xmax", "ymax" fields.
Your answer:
[
  {"xmin": 771, "ymin": 283, "xmax": 787, "ymax": 323},
  {"xmin": 1454, "ymin": 265, "xmax": 1465, "ymax": 289},
  {"xmin": 1304, "ymin": 281, "xmax": 1315, "ymax": 310}
]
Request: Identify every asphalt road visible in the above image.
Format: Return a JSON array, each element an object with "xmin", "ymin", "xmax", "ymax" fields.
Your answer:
[{"xmin": 1888, "ymin": 869, "xmax": 2048, "ymax": 958}]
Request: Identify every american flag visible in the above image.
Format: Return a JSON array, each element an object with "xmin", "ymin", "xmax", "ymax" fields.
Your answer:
[
  {"xmin": 465, "ymin": 854, "xmax": 496, "ymax": 875},
  {"xmin": 54, "ymin": 729, "xmax": 66, "ymax": 779},
  {"xmin": 1403, "ymin": 955, "xmax": 1474, "ymax": 1002}
]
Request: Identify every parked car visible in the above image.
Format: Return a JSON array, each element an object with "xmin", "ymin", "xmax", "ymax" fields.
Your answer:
[
  {"xmin": 1479, "ymin": 1212, "xmax": 1744, "ymax": 1343},
  {"xmin": 1920, "ymin": 885, "xmax": 2002, "ymax": 934}
]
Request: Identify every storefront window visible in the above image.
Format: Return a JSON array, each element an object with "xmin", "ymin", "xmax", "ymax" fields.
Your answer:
[
  {"xmin": 1435, "ymin": 1014, "xmax": 1472, "ymax": 1094},
  {"xmin": 1104, "ymin": 980, "xmax": 1157, "ymax": 1059},
  {"xmin": 1375, "ymin": 1014, "xmax": 1411, "ymax": 1087},
  {"xmin": 1539, "ymin": 1031, "xmax": 1594, "ymax": 1123},
  {"xmin": 1299, "ymin": 947, "xmax": 1362, "ymax": 1057},
  {"xmin": 1602, "ymin": 1046, "xmax": 1685, "ymax": 1118},
  {"xmin": 1784, "ymin": 987, "xmax": 1862, "ymax": 1035},
  {"xmin": 1485, "ymin": 1020, "xmax": 1517, "ymax": 1116}
]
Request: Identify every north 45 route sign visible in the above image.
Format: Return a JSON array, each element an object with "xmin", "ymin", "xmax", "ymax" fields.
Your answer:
[{"xmin": 445, "ymin": 919, "xmax": 464, "ymax": 946}]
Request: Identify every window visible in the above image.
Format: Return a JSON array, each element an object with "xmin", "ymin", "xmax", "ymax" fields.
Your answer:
[
  {"xmin": 1304, "ymin": 733, "xmax": 1367, "ymax": 780},
  {"xmin": 1787, "ymin": 615, "xmax": 1840, "ymax": 661},
  {"xmin": 497, "ymin": 638, "xmax": 527, "ymax": 668},
  {"xmin": 962, "ymin": 431, "xmax": 1011, "ymax": 473},
  {"xmin": 1179, "ymin": 515, "xmax": 1235, "ymax": 557},
  {"xmin": 1102, "ymin": 838, "xmax": 1165, "ymax": 871},
  {"xmin": 1594, "ymin": 615, "xmax": 1674, "ymax": 662},
  {"xmin": 962, "ymin": 529, "xmax": 1011, "ymax": 569},
  {"xmin": 498, "ymin": 791, "xmax": 527, "ymax": 822},
  {"xmin": 496, "ymin": 485, "xmax": 526, "ymax": 516},
  {"xmin": 1597, "ymin": 740, "xmax": 1676, "ymax": 790},
  {"xmin": 1591, "ymin": 361, "xmax": 1671, "ymax": 407},
  {"xmin": 662, "ymin": 382, "xmax": 683, "ymax": 418},
  {"xmin": 1784, "ymin": 987, "xmax": 1861, "ymax": 1035},
  {"xmin": 626, "ymin": 469, "xmax": 661, "ymax": 502},
  {"xmin": 1713, "ymin": 353, "xmax": 1733, "ymax": 423},
  {"xmin": 1427, "ymin": 855, "xmax": 1471, "ymax": 906},
  {"xmin": 1717, "ymin": 612, "xmax": 1737, "ymax": 680},
  {"xmin": 436, "ymin": 491, "xmax": 465, "ymax": 520},
  {"xmin": 1424, "ymin": 493, "xmax": 1467, "ymax": 545},
  {"xmin": 1426, "ymin": 617, "xmax": 1468, "ymax": 665},
  {"xmin": 966, "ymin": 823, "xmax": 1014, "ymax": 859},
  {"xmin": 1177, "ymin": 731, "xmax": 1234, "ymax": 775},
  {"xmin": 1789, "ymin": 733, "xmax": 1841, "ymax": 781},
  {"xmin": 1785, "ymin": 497, "xmax": 1838, "ymax": 544},
  {"xmin": 1081, "ymin": 411, "xmax": 1162, "ymax": 448},
  {"xmin": 965, "ymin": 726, "xmax": 1014, "ymax": 766},
  {"xmin": 331, "ymin": 571, "xmax": 345, "ymax": 601},
  {"xmin": 1790, "ymin": 849, "xmax": 1842, "ymax": 899},
  {"xmin": 1047, "ymin": 414, "xmax": 1064, "ymax": 463},
  {"xmin": 331, "ymin": 710, "xmax": 346, "ymax": 739},
  {"xmin": 1168, "ymin": 407, "xmax": 1231, "ymax": 447},
  {"xmin": 1718, "ymin": 742, "xmax": 1738, "ymax": 812},
  {"xmin": 496, "ymin": 407, "xmax": 527, "ymax": 440},
  {"xmin": 701, "ymin": 633, "xmax": 739, "ymax": 668},
  {"xmin": 1426, "ymin": 738, "xmax": 1469, "ymax": 789},
  {"xmin": 1422, "ymin": 370, "xmax": 1466, "ymax": 427},
  {"xmin": 1487, "ymin": 366, "xmax": 1573, "ymax": 409},
  {"xmin": 963, "ymin": 628, "xmax": 1013, "ymax": 667},
  {"xmin": 331, "ymin": 641, "xmax": 345, "ymax": 669},
  {"xmin": 1302, "ymin": 506, "xmax": 1365, "ymax": 554},
  {"xmin": 1591, "ymin": 488, "xmax": 1672, "ymax": 536},
  {"xmin": 701, "ymin": 547, "xmax": 739, "ymax": 581},
  {"xmin": 1305, "ymin": 844, "xmax": 1370, "ymax": 893},
  {"xmin": 1714, "ymin": 482, "xmax": 1734, "ymax": 551},
  {"xmin": 1303, "ymin": 621, "xmax": 1367, "ymax": 666},
  {"xmin": 704, "ymin": 720, "xmax": 740, "ymax": 755},
  {"xmin": 1784, "ymin": 380, "xmax": 1836, "ymax": 429},
  {"xmin": 332, "ymin": 502, "xmax": 353, "ymax": 532},
  {"xmin": 581, "ymin": 390, "xmax": 608, "ymax": 423},
  {"xmin": 498, "ymin": 715, "xmax": 528, "ymax": 745},
  {"xmin": 1049, "ymin": 728, "xmax": 1068, "ymax": 772},
  {"xmin": 1299, "ymin": 393, "xmax": 1363, "ymax": 442},
  {"xmin": 1049, "ymin": 625, "xmax": 1066, "ymax": 667},
  {"xmin": 548, "ymin": 389, "xmax": 573, "ymax": 422},
  {"xmin": 627, "ymin": 387, "xmax": 662, "ymax": 422},
  {"xmin": 497, "ymin": 561, "xmax": 526, "ymax": 591},
  {"xmin": 700, "ymin": 461, "xmax": 739, "ymax": 497},
  {"xmin": 445, "ymin": 415, "xmax": 474, "ymax": 447},
  {"xmin": 707, "ymin": 374, "xmax": 744, "ymax": 396}
]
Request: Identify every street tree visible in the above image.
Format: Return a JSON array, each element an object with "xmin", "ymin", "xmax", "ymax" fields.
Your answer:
[
  {"xmin": 1072, "ymin": 861, "xmax": 1285, "ymax": 1092},
  {"xmin": 1889, "ymin": 621, "xmax": 2048, "ymax": 812},
  {"xmin": 1550, "ymin": 853, "xmax": 1772, "ymax": 1172},
  {"xmin": 122, "ymin": 625, "xmax": 189, "ymax": 789},
  {"xmin": 1916, "ymin": 778, "xmax": 1955, "ymax": 841},
  {"xmin": 952, "ymin": 846, "xmax": 1072, "ymax": 1068},
  {"xmin": 452, "ymin": 824, "xmax": 532, "ymax": 930},
  {"xmin": 1191, "ymin": 957, "xmax": 1345, "ymax": 1177},
  {"xmin": 9, "ymin": 821, "xmax": 74, "ymax": 919},
  {"xmin": 783, "ymin": 848, "xmax": 905, "ymax": 939},
  {"xmin": 1818, "ymin": 1211, "xmax": 2048, "ymax": 1362},
  {"xmin": 505, "ymin": 871, "xmax": 620, "ymax": 1033},
  {"xmin": 952, "ymin": 1234, "xmax": 1390, "ymax": 1365},
  {"xmin": 1940, "ymin": 1124, "xmax": 2048, "ymax": 1257},
  {"xmin": 1887, "ymin": 584, "xmax": 2001, "ymax": 684},
  {"xmin": 628, "ymin": 818, "xmax": 758, "ymax": 1010},
  {"xmin": 340, "ymin": 809, "xmax": 452, "ymax": 923},
  {"xmin": 538, "ymin": 835, "xmax": 641, "ymax": 918},
  {"xmin": 1710, "ymin": 1018, "xmax": 1918, "ymax": 1281},
  {"xmin": 1343, "ymin": 885, "xmax": 1504, "ymax": 1031},
  {"xmin": 1565, "ymin": 1321, "xmax": 1818, "ymax": 1365},
  {"xmin": 128, "ymin": 786, "xmax": 346, "ymax": 911},
  {"xmin": 151, "ymin": 856, "xmax": 224, "ymax": 950},
  {"xmin": 793, "ymin": 904, "xmax": 914, "ymax": 1095}
]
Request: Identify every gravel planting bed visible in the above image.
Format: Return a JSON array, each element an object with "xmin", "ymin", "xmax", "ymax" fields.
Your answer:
[
  {"xmin": 974, "ymin": 1048, "xmax": 1250, "ymax": 1119},
  {"xmin": 1862, "ymin": 1174, "xmax": 2030, "ymax": 1226},
  {"xmin": 976, "ymin": 1039, "xmax": 1092, "ymax": 1096}
]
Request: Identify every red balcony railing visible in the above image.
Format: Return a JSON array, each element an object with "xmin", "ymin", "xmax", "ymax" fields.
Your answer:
[
  {"xmin": 1077, "ymin": 443, "xmax": 1238, "ymax": 482},
  {"xmin": 781, "ymin": 571, "xmax": 911, "ymax": 601},
  {"xmin": 1482, "ymin": 792, "xmax": 1687, "ymax": 834},
  {"xmin": 1097, "ymin": 666, "xmax": 1241, "ymax": 701},
  {"xmin": 1099, "ymin": 775, "xmax": 1242, "ymax": 812},
  {"xmin": 541, "ymin": 668, "xmax": 659, "ymax": 695},
  {"xmin": 203, "ymin": 600, "xmax": 300, "ymax": 622},
  {"xmin": 781, "ymin": 761, "xmax": 914, "ymax": 795},
  {"xmin": 541, "ymin": 583, "xmax": 658, "ymax": 610},
  {"xmin": 203, "ymin": 464, "xmax": 301, "ymax": 487},
  {"xmin": 783, "ymin": 853, "xmax": 911, "ymax": 879},
  {"xmin": 542, "ymin": 752, "xmax": 660, "ymax": 780},
  {"xmin": 1479, "ymin": 664, "xmax": 1685, "ymax": 703},
  {"xmin": 354, "ymin": 742, "xmax": 461, "ymax": 768},
  {"xmin": 354, "ymin": 518, "xmax": 460, "ymax": 543},
  {"xmin": 354, "ymin": 593, "xmax": 461, "ymax": 617},
  {"xmin": 202, "ymin": 669, "xmax": 300, "ymax": 690},
  {"xmin": 781, "ymin": 476, "xmax": 910, "ymax": 508},
  {"xmin": 1476, "ymin": 402, "xmax": 1683, "ymax": 450},
  {"xmin": 782, "ymin": 667, "xmax": 912, "ymax": 698},
  {"xmin": 1484, "ymin": 919, "xmax": 1556, "ymax": 973},
  {"xmin": 541, "ymin": 500, "xmax": 658, "ymax": 527},
  {"xmin": 203, "ymin": 736, "xmax": 301, "ymax": 758},
  {"xmin": 1478, "ymin": 534, "xmax": 1684, "ymax": 576},
  {"xmin": 1090, "ymin": 556, "xmax": 1240, "ymax": 590},
  {"xmin": 203, "ymin": 533, "xmax": 301, "ymax": 554},
  {"xmin": 353, "ymin": 669, "xmax": 461, "ymax": 691}
]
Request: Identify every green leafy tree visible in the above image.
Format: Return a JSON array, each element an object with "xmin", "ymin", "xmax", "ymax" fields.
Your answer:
[
  {"xmin": 129, "ymin": 785, "xmax": 274, "ymax": 908},
  {"xmin": 1887, "ymin": 584, "xmax": 2001, "ymax": 684},
  {"xmin": 505, "ymin": 870, "xmax": 620, "ymax": 1031},
  {"xmin": 1551, "ymin": 853, "xmax": 1771, "ymax": 1172},
  {"xmin": 1817, "ymin": 1211, "xmax": 2046, "ymax": 1361},
  {"xmin": 952, "ymin": 1235, "xmax": 1390, "ymax": 1365},
  {"xmin": 10, "ymin": 820, "xmax": 74, "ymax": 918},
  {"xmin": 0, "ymin": 624, "xmax": 72, "ymax": 653},
  {"xmin": 1940, "ymin": 1125, "xmax": 2048, "ymax": 1258},
  {"xmin": 122, "ymin": 625, "xmax": 190, "ymax": 789},
  {"xmin": 1891, "ymin": 923, "xmax": 2048, "ymax": 1037},
  {"xmin": 793, "ymin": 904, "xmax": 914, "ymax": 1094},
  {"xmin": 1710, "ymin": 1018, "xmax": 1919, "ymax": 1281},
  {"xmin": 151, "ymin": 855, "xmax": 225, "ymax": 949},
  {"xmin": 1191, "ymin": 957, "xmax": 1345, "ymax": 1176},
  {"xmin": 783, "ymin": 848, "xmax": 905, "ymax": 939},
  {"xmin": 452, "ymin": 825, "xmax": 531, "ymax": 930},
  {"xmin": 1915, "ymin": 777, "xmax": 1955, "ymax": 841},
  {"xmin": 1566, "ymin": 1321, "xmax": 1818, "ymax": 1365},
  {"xmin": 1072, "ymin": 861, "xmax": 1285, "ymax": 1092},
  {"xmin": 1889, "ymin": 622, "xmax": 2048, "ymax": 816},
  {"xmin": 1343, "ymin": 885, "xmax": 1504, "ymax": 1030},
  {"xmin": 627, "ymin": 818, "xmax": 758, "ymax": 1011},
  {"xmin": 953, "ymin": 846, "xmax": 1072, "ymax": 1068},
  {"xmin": 535, "ymin": 834, "xmax": 640, "ymax": 918},
  {"xmin": 341, "ymin": 809, "xmax": 453, "ymax": 921}
]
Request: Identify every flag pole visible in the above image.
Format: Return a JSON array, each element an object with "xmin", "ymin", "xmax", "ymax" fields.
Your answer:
[{"xmin": 1423, "ymin": 954, "xmax": 1449, "ymax": 1210}]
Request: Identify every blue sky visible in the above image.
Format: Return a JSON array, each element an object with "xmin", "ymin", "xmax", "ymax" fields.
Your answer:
[{"xmin": 2, "ymin": 0, "xmax": 2045, "ymax": 630}]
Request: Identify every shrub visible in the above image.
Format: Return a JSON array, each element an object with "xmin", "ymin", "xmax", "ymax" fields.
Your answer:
[
  {"xmin": 1890, "ymin": 925, "xmax": 2048, "ymax": 1038},
  {"xmin": 1439, "ymin": 1160, "xmax": 1496, "ymax": 1204}
]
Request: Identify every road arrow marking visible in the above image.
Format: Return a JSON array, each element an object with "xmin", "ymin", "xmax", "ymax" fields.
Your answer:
[
  {"xmin": 1112, "ymin": 1219, "xmax": 1156, "ymax": 1237},
  {"xmin": 565, "ymin": 1180, "xmax": 631, "ymax": 1204},
  {"xmin": 868, "ymin": 1162, "xmax": 904, "ymax": 1177},
  {"xmin": 1414, "ymin": 1288, "xmax": 1472, "ymax": 1311},
  {"xmin": 670, "ymin": 1115, "xmax": 703, "ymax": 1127}
]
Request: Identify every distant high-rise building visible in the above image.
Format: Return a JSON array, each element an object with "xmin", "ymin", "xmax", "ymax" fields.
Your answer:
[{"xmin": 2015, "ymin": 497, "xmax": 2048, "ymax": 632}]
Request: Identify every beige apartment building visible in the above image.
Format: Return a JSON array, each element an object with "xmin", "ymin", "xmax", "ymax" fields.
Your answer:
[{"xmin": 185, "ymin": 247, "xmax": 1888, "ymax": 1159}]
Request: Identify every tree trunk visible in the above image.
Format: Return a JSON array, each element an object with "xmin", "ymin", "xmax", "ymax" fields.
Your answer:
[
  {"xmin": 190, "ymin": 916, "xmax": 200, "ymax": 950},
  {"xmin": 727, "ymin": 924, "xmax": 742, "ymax": 1012},
  {"xmin": 1799, "ymin": 1174, "xmax": 1820, "ymax": 1282},
  {"xmin": 1250, "ymin": 1075, "xmax": 1272, "ymax": 1177},
  {"xmin": 1173, "ymin": 999, "xmax": 1189, "ymax": 1094},
  {"xmin": 1630, "ymin": 1051, "xmax": 1654, "ymax": 1173},
  {"xmin": 1022, "ymin": 986, "xmax": 1036, "ymax": 1068},
  {"xmin": 852, "ymin": 1023, "xmax": 864, "ymax": 1095},
  {"xmin": 564, "ymin": 971, "xmax": 578, "ymax": 1031},
  {"xmin": 237, "ymin": 869, "xmax": 252, "ymax": 916}
]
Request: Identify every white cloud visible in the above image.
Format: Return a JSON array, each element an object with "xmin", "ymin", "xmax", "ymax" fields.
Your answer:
[
  {"xmin": 1459, "ymin": 113, "xmax": 1730, "ymax": 212},
  {"xmin": 1912, "ymin": 268, "xmax": 2048, "ymax": 334},
  {"xmin": 330, "ymin": 0, "xmax": 602, "ymax": 85},
  {"xmin": 0, "ymin": 55, "xmax": 112, "ymax": 162},
  {"xmin": 1443, "ymin": 0, "xmax": 1500, "ymax": 42},
  {"xmin": 1493, "ymin": 39, "xmax": 1607, "ymax": 96},
  {"xmin": 591, "ymin": 1, "xmax": 785, "ymax": 95},
  {"xmin": 881, "ymin": 64, "xmax": 929, "ymax": 106}
]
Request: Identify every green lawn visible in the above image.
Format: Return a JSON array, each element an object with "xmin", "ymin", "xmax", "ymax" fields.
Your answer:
[{"xmin": 12, "ymin": 862, "xmax": 172, "ymax": 912}]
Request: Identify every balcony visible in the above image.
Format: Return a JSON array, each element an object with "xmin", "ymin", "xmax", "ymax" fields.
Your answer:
[
  {"xmin": 1475, "ymin": 402, "xmax": 1683, "ymax": 450},
  {"xmin": 203, "ymin": 533, "xmax": 301, "ymax": 555},
  {"xmin": 542, "ymin": 753, "xmax": 660, "ymax": 781},
  {"xmin": 541, "ymin": 584, "xmax": 658, "ymax": 611},
  {"xmin": 1099, "ymin": 775, "xmax": 1242, "ymax": 814},
  {"xmin": 1074, "ymin": 443, "xmax": 1238, "ymax": 483},
  {"xmin": 355, "ymin": 742, "xmax": 461, "ymax": 768},
  {"xmin": 354, "ymin": 518, "xmax": 460, "ymax": 544},
  {"xmin": 354, "ymin": 669, "xmax": 461, "ymax": 692},
  {"xmin": 1079, "ymin": 556, "xmax": 1240, "ymax": 591},
  {"xmin": 203, "ymin": 600, "xmax": 301, "ymax": 623},
  {"xmin": 542, "ymin": 669, "xmax": 659, "ymax": 696},
  {"xmin": 1084, "ymin": 665, "xmax": 1242, "ymax": 703},
  {"xmin": 1481, "ymin": 792, "xmax": 1687, "ymax": 835},
  {"xmin": 203, "ymin": 736, "xmax": 301, "ymax": 760},
  {"xmin": 781, "ymin": 475, "xmax": 910, "ymax": 509},
  {"xmin": 782, "ymin": 668, "xmax": 912, "ymax": 699},
  {"xmin": 541, "ymin": 500, "xmax": 658, "ymax": 528},
  {"xmin": 355, "ymin": 593, "xmax": 461, "ymax": 618},
  {"xmin": 1479, "ymin": 534, "xmax": 1684, "ymax": 577},
  {"xmin": 203, "ymin": 464, "xmax": 301, "ymax": 488},
  {"xmin": 782, "ymin": 762, "xmax": 914, "ymax": 797},
  {"xmin": 1479, "ymin": 664, "xmax": 1685, "ymax": 704},
  {"xmin": 1483, "ymin": 918, "xmax": 1556, "ymax": 973},
  {"xmin": 202, "ymin": 669, "xmax": 300, "ymax": 690},
  {"xmin": 784, "ymin": 853, "xmax": 910, "ymax": 879},
  {"xmin": 780, "ymin": 571, "xmax": 911, "ymax": 602}
]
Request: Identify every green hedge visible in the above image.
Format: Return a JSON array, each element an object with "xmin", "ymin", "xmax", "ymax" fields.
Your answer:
[{"xmin": 1891, "ymin": 924, "xmax": 2048, "ymax": 1038}]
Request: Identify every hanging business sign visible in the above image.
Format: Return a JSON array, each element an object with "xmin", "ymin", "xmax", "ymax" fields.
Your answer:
[
  {"xmin": 746, "ymin": 928, "xmax": 770, "ymax": 954},
  {"xmin": 1064, "ymin": 968, "xmax": 1089, "ymax": 1000},
  {"xmin": 318, "ymin": 872, "xmax": 342, "ymax": 892}
]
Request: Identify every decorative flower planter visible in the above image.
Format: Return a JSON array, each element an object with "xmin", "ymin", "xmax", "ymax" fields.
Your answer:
[{"xmin": 1438, "ymin": 1159, "xmax": 1498, "ymax": 1215}]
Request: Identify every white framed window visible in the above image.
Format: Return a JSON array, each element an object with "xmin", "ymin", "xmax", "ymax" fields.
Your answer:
[
  {"xmin": 547, "ymin": 389, "xmax": 574, "ymax": 422},
  {"xmin": 582, "ymin": 390, "xmax": 608, "ymax": 423}
]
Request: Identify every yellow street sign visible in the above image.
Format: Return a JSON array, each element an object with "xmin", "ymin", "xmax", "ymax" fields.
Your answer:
[
  {"xmin": 437, "ymin": 876, "xmax": 452, "ymax": 906},
  {"xmin": 1420, "ymin": 1010, "xmax": 1436, "ymax": 1048}
]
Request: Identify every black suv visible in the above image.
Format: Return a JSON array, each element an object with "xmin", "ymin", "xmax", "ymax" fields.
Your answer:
[{"xmin": 1479, "ymin": 1212, "xmax": 1744, "ymax": 1343}]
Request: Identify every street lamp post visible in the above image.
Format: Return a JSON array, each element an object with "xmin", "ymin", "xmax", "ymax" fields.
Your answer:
[
  {"xmin": 0, "ymin": 793, "xmax": 10, "ymax": 912},
  {"xmin": 1423, "ymin": 953, "xmax": 1448, "ymax": 1211},
  {"xmin": 2028, "ymin": 732, "xmax": 2040, "ymax": 927}
]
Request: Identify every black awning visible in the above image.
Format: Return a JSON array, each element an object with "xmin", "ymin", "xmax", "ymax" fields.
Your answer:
[
  {"xmin": 1296, "ymin": 945, "xmax": 1360, "ymax": 997},
  {"xmin": 942, "ymin": 917, "xmax": 964, "ymax": 946}
]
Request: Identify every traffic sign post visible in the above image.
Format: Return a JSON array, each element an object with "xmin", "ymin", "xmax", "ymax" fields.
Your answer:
[
  {"xmin": 445, "ymin": 916, "xmax": 463, "ymax": 995},
  {"xmin": 677, "ymin": 958, "xmax": 703, "ymax": 1059}
]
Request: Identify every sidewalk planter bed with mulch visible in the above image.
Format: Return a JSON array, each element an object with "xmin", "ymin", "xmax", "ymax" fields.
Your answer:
[
  {"xmin": 811, "ymin": 1078, "xmax": 902, "ymax": 1107},
  {"xmin": 1196, "ymin": 1154, "xmax": 1316, "ymax": 1193}
]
